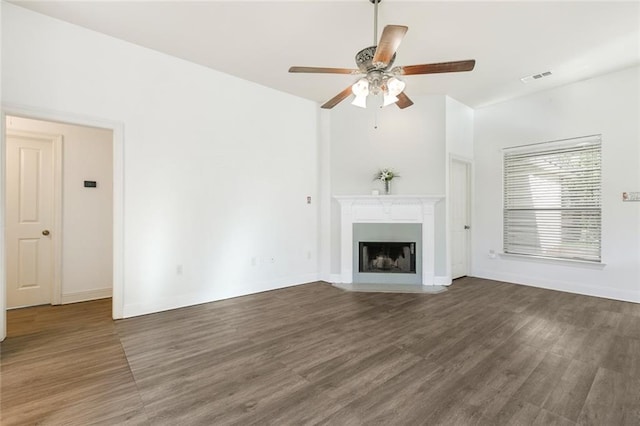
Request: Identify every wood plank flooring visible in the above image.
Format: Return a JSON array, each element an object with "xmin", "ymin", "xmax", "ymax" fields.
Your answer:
[{"xmin": 1, "ymin": 277, "xmax": 639, "ymax": 425}]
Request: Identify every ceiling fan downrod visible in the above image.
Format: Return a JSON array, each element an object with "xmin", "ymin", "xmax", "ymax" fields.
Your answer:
[{"xmin": 371, "ymin": 0, "xmax": 381, "ymax": 45}]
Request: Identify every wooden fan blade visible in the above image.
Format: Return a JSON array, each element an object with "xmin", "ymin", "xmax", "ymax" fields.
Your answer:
[
  {"xmin": 399, "ymin": 60, "xmax": 476, "ymax": 75},
  {"xmin": 372, "ymin": 25, "xmax": 408, "ymax": 68},
  {"xmin": 321, "ymin": 86, "xmax": 353, "ymax": 109},
  {"xmin": 396, "ymin": 92, "xmax": 414, "ymax": 109},
  {"xmin": 289, "ymin": 66, "xmax": 359, "ymax": 74}
]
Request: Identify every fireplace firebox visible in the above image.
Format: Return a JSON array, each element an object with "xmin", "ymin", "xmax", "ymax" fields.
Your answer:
[{"xmin": 359, "ymin": 242, "xmax": 416, "ymax": 274}]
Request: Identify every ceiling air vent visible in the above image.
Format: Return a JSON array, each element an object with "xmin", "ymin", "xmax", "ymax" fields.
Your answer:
[{"xmin": 521, "ymin": 71, "xmax": 553, "ymax": 83}]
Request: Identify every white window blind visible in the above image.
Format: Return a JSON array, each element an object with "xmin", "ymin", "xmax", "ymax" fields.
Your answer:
[{"xmin": 503, "ymin": 135, "xmax": 602, "ymax": 262}]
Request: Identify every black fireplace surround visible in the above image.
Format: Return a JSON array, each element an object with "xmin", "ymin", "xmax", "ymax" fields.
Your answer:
[{"xmin": 358, "ymin": 241, "xmax": 417, "ymax": 274}]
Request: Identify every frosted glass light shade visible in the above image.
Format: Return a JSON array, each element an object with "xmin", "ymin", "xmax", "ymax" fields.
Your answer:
[
  {"xmin": 383, "ymin": 94, "xmax": 399, "ymax": 106},
  {"xmin": 351, "ymin": 78, "xmax": 369, "ymax": 96},
  {"xmin": 351, "ymin": 95, "xmax": 367, "ymax": 108},
  {"xmin": 386, "ymin": 77, "xmax": 406, "ymax": 96}
]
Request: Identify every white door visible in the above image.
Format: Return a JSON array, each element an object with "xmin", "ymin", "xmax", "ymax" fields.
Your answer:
[
  {"xmin": 6, "ymin": 133, "xmax": 56, "ymax": 308},
  {"xmin": 451, "ymin": 159, "xmax": 471, "ymax": 279}
]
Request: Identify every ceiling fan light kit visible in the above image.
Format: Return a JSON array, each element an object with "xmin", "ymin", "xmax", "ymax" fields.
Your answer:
[{"xmin": 288, "ymin": 0, "xmax": 476, "ymax": 110}]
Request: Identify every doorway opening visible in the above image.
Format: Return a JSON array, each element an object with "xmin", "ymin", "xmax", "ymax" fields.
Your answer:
[
  {"xmin": 1, "ymin": 107, "xmax": 124, "ymax": 341},
  {"xmin": 5, "ymin": 116, "xmax": 114, "ymax": 310},
  {"xmin": 450, "ymin": 157, "xmax": 471, "ymax": 280}
]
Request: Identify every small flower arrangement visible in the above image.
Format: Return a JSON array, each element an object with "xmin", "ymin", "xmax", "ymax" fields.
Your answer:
[
  {"xmin": 375, "ymin": 168, "xmax": 399, "ymax": 194},
  {"xmin": 375, "ymin": 168, "xmax": 398, "ymax": 183}
]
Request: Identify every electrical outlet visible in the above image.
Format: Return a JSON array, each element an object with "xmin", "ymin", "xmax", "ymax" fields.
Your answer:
[
  {"xmin": 176, "ymin": 264, "xmax": 183, "ymax": 275},
  {"xmin": 251, "ymin": 257, "xmax": 257, "ymax": 267}
]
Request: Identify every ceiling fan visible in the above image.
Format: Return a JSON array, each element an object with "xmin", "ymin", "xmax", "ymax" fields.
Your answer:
[{"xmin": 288, "ymin": 0, "xmax": 476, "ymax": 110}]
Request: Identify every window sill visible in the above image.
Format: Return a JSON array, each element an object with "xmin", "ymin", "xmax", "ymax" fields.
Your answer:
[{"xmin": 499, "ymin": 253, "xmax": 606, "ymax": 269}]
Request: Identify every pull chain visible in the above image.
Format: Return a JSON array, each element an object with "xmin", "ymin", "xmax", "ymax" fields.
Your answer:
[{"xmin": 374, "ymin": 108, "xmax": 378, "ymax": 129}]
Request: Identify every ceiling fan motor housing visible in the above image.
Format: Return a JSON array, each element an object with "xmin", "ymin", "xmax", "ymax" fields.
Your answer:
[
  {"xmin": 367, "ymin": 70, "xmax": 385, "ymax": 95},
  {"xmin": 355, "ymin": 46, "xmax": 396, "ymax": 72}
]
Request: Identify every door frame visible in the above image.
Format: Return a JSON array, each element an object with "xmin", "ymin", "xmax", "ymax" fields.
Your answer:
[
  {"xmin": 448, "ymin": 154, "xmax": 473, "ymax": 280},
  {"xmin": 1, "ymin": 104, "xmax": 125, "ymax": 341},
  {"xmin": 6, "ymin": 129, "xmax": 63, "ymax": 306}
]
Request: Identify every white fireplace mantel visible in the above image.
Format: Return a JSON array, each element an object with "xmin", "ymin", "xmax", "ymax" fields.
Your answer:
[{"xmin": 334, "ymin": 195, "xmax": 444, "ymax": 286}]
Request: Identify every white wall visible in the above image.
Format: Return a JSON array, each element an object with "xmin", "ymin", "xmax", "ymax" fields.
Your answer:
[
  {"xmin": 2, "ymin": 3, "xmax": 320, "ymax": 317},
  {"xmin": 326, "ymin": 95, "xmax": 447, "ymax": 277},
  {"xmin": 473, "ymin": 66, "xmax": 640, "ymax": 303},
  {"xmin": 0, "ymin": 1, "xmax": 5, "ymax": 341},
  {"xmin": 446, "ymin": 97, "xmax": 474, "ymax": 160},
  {"xmin": 6, "ymin": 116, "xmax": 113, "ymax": 302},
  {"xmin": 318, "ymin": 109, "xmax": 332, "ymax": 281}
]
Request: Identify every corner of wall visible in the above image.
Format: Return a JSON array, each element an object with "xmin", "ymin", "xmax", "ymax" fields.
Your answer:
[
  {"xmin": 0, "ymin": 114, "xmax": 6, "ymax": 340},
  {"xmin": 0, "ymin": 1, "xmax": 7, "ymax": 342},
  {"xmin": 318, "ymin": 109, "xmax": 332, "ymax": 280}
]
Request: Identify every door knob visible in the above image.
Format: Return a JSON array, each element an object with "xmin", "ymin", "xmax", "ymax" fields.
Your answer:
[
  {"xmin": 464, "ymin": 225, "xmax": 470, "ymax": 230},
  {"xmin": 42, "ymin": 230, "xmax": 50, "ymax": 236}
]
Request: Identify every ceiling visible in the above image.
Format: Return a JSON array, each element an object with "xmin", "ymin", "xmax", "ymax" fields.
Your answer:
[{"xmin": 10, "ymin": 0, "xmax": 640, "ymax": 109}]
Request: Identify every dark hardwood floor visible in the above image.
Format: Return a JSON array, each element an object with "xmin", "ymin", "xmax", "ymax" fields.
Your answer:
[{"xmin": 1, "ymin": 277, "xmax": 639, "ymax": 425}]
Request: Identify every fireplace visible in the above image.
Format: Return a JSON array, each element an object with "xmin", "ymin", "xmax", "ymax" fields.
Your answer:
[
  {"xmin": 352, "ymin": 223, "xmax": 422, "ymax": 285},
  {"xmin": 359, "ymin": 242, "xmax": 416, "ymax": 274},
  {"xmin": 334, "ymin": 195, "xmax": 444, "ymax": 286}
]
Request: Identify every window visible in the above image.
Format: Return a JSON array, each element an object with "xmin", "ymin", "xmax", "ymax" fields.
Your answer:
[{"xmin": 503, "ymin": 135, "xmax": 601, "ymax": 262}]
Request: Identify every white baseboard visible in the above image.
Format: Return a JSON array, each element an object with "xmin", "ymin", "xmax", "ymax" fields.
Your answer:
[
  {"xmin": 328, "ymin": 273, "xmax": 342, "ymax": 283},
  {"xmin": 472, "ymin": 269, "xmax": 640, "ymax": 304},
  {"xmin": 122, "ymin": 273, "xmax": 321, "ymax": 318},
  {"xmin": 60, "ymin": 288, "xmax": 112, "ymax": 305},
  {"xmin": 433, "ymin": 276, "xmax": 452, "ymax": 286}
]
